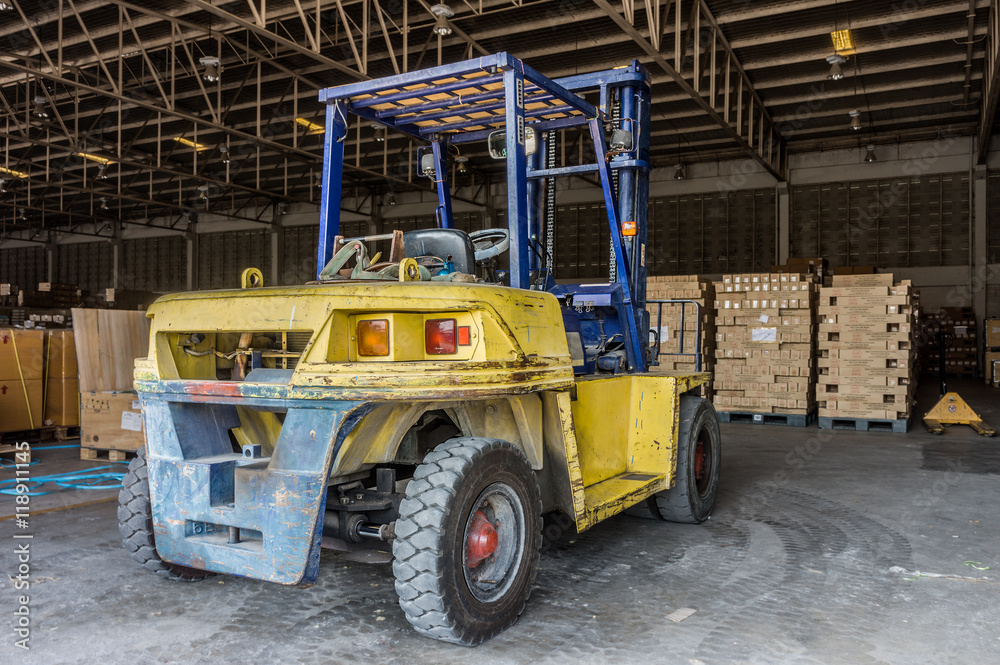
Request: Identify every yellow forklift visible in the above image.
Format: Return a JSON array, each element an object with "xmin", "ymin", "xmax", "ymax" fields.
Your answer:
[{"xmin": 118, "ymin": 53, "xmax": 721, "ymax": 645}]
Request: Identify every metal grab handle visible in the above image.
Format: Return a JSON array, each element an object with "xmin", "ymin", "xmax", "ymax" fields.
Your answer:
[{"xmin": 646, "ymin": 299, "xmax": 702, "ymax": 372}]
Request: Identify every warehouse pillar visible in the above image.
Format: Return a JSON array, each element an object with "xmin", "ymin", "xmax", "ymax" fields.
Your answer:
[
  {"xmin": 973, "ymin": 165, "xmax": 988, "ymax": 365},
  {"xmin": 270, "ymin": 224, "xmax": 284, "ymax": 287},
  {"xmin": 186, "ymin": 224, "xmax": 199, "ymax": 292},
  {"xmin": 45, "ymin": 242, "xmax": 55, "ymax": 283},
  {"xmin": 776, "ymin": 182, "xmax": 790, "ymax": 264},
  {"xmin": 111, "ymin": 237, "xmax": 124, "ymax": 290}
]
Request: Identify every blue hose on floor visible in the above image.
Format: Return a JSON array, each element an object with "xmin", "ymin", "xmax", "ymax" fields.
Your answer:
[{"xmin": 0, "ymin": 464, "xmax": 127, "ymax": 496}]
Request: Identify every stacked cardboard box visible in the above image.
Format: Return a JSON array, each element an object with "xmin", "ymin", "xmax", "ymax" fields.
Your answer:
[
  {"xmin": 44, "ymin": 330, "xmax": 79, "ymax": 427},
  {"xmin": 921, "ymin": 307, "xmax": 977, "ymax": 376},
  {"xmin": 0, "ymin": 329, "xmax": 45, "ymax": 432},
  {"xmin": 646, "ymin": 275, "xmax": 715, "ymax": 377},
  {"xmin": 772, "ymin": 257, "xmax": 829, "ymax": 283},
  {"xmin": 986, "ymin": 318, "xmax": 1000, "ymax": 387},
  {"xmin": 816, "ymin": 274, "xmax": 918, "ymax": 423},
  {"xmin": 74, "ymin": 308, "xmax": 150, "ymax": 455},
  {"xmin": 711, "ymin": 272, "xmax": 817, "ymax": 416}
]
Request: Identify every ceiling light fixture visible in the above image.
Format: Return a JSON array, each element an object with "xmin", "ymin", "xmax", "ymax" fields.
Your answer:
[
  {"xmin": 77, "ymin": 152, "xmax": 113, "ymax": 165},
  {"xmin": 430, "ymin": 3, "xmax": 454, "ymax": 36},
  {"xmin": 219, "ymin": 144, "xmax": 231, "ymax": 163},
  {"xmin": 370, "ymin": 122, "xmax": 386, "ymax": 142},
  {"xmin": 0, "ymin": 3, "xmax": 15, "ymax": 11},
  {"xmin": 99, "ymin": 197, "xmax": 109, "ymax": 211},
  {"xmin": 0, "ymin": 179, "xmax": 6, "ymax": 194},
  {"xmin": 173, "ymin": 137, "xmax": 210, "ymax": 151},
  {"xmin": 673, "ymin": 163, "xmax": 685, "ymax": 180},
  {"xmin": 0, "ymin": 166, "xmax": 27, "ymax": 179},
  {"xmin": 96, "ymin": 164, "xmax": 108, "ymax": 180},
  {"xmin": 197, "ymin": 184, "xmax": 210, "ymax": 201},
  {"xmin": 455, "ymin": 155, "xmax": 469, "ymax": 174},
  {"xmin": 17, "ymin": 208, "xmax": 27, "ymax": 222},
  {"xmin": 830, "ymin": 29, "xmax": 854, "ymax": 52},
  {"xmin": 32, "ymin": 95, "xmax": 48, "ymax": 119},
  {"xmin": 386, "ymin": 192, "xmax": 397, "ymax": 206},
  {"xmin": 864, "ymin": 144, "xmax": 877, "ymax": 163},
  {"xmin": 200, "ymin": 57, "xmax": 221, "ymax": 83},
  {"xmin": 826, "ymin": 53, "xmax": 846, "ymax": 80},
  {"xmin": 849, "ymin": 109, "xmax": 862, "ymax": 131},
  {"xmin": 295, "ymin": 117, "xmax": 325, "ymax": 134}
]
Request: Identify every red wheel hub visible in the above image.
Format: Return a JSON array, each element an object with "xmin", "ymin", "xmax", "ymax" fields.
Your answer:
[
  {"xmin": 466, "ymin": 510, "xmax": 499, "ymax": 567},
  {"xmin": 694, "ymin": 442, "xmax": 705, "ymax": 480}
]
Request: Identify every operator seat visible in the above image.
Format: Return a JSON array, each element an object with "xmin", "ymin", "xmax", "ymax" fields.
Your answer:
[{"xmin": 403, "ymin": 228, "xmax": 476, "ymax": 275}]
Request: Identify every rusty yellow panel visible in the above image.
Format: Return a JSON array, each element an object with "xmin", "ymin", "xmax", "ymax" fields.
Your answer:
[
  {"xmin": 572, "ymin": 376, "xmax": 632, "ymax": 487},
  {"xmin": 232, "ymin": 405, "xmax": 281, "ymax": 456},
  {"xmin": 580, "ymin": 473, "xmax": 665, "ymax": 530},
  {"xmin": 141, "ymin": 282, "xmax": 574, "ymax": 397},
  {"xmin": 626, "ymin": 374, "xmax": 680, "ymax": 485}
]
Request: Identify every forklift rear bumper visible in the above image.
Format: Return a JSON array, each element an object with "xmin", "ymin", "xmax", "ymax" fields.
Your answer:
[{"xmin": 139, "ymin": 387, "xmax": 367, "ymax": 586}]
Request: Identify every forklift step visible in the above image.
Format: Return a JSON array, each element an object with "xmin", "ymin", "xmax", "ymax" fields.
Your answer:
[
  {"xmin": 581, "ymin": 471, "xmax": 666, "ymax": 528},
  {"xmin": 717, "ymin": 409, "xmax": 817, "ymax": 427},
  {"xmin": 818, "ymin": 416, "xmax": 911, "ymax": 433}
]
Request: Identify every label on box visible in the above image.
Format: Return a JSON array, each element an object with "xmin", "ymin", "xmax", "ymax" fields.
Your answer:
[
  {"xmin": 120, "ymin": 411, "xmax": 143, "ymax": 432},
  {"xmin": 753, "ymin": 414, "xmax": 763, "ymax": 422},
  {"xmin": 759, "ymin": 314, "xmax": 769, "ymax": 323},
  {"xmin": 132, "ymin": 400, "xmax": 141, "ymax": 410},
  {"xmin": 751, "ymin": 327, "xmax": 777, "ymax": 342}
]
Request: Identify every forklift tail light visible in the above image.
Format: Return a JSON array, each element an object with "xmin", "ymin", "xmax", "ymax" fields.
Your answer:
[
  {"xmin": 357, "ymin": 319, "xmax": 389, "ymax": 356},
  {"xmin": 622, "ymin": 221, "xmax": 637, "ymax": 237},
  {"xmin": 425, "ymin": 319, "xmax": 457, "ymax": 355}
]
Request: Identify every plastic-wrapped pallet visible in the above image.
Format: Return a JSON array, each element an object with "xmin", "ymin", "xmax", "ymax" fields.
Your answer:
[
  {"xmin": 710, "ymin": 272, "xmax": 818, "ymax": 423},
  {"xmin": 816, "ymin": 273, "xmax": 919, "ymax": 430},
  {"xmin": 646, "ymin": 276, "xmax": 715, "ymax": 382}
]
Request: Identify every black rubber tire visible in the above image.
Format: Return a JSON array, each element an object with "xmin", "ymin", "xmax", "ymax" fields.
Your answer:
[
  {"xmin": 392, "ymin": 437, "xmax": 542, "ymax": 646},
  {"xmin": 654, "ymin": 396, "xmax": 721, "ymax": 524},
  {"xmin": 624, "ymin": 497, "xmax": 662, "ymax": 520},
  {"xmin": 117, "ymin": 448, "xmax": 214, "ymax": 582}
]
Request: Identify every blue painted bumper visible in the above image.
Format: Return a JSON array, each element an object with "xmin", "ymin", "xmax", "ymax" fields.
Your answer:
[{"xmin": 140, "ymin": 391, "xmax": 366, "ymax": 586}]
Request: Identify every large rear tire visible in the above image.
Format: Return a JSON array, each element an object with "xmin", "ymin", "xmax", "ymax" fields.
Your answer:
[
  {"xmin": 392, "ymin": 437, "xmax": 542, "ymax": 645},
  {"xmin": 654, "ymin": 396, "xmax": 721, "ymax": 523},
  {"xmin": 117, "ymin": 448, "xmax": 214, "ymax": 581}
]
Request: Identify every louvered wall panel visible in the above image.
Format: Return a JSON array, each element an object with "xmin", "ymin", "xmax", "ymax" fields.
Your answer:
[
  {"xmin": 197, "ymin": 230, "xmax": 271, "ymax": 290},
  {"xmin": 281, "ymin": 225, "xmax": 319, "ymax": 285},
  {"xmin": 988, "ymin": 172, "xmax": 1000, "ymax": 264},
  {"xmin": 0, "ymin": 247, "xmax": 47, "ymax": 289},
  {"xmin": 123, "ymin": 236, "xmax": 186, "ymax": 293},
  {"xmin": 791, "ymin": 174, "xmax": 968, "ymax": 268},
  {"xmin": 55, "ymin": 242, "xmax": 112, "ymax": 294}
]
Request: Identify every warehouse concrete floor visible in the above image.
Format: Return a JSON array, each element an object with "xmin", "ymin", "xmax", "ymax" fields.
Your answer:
[{"xmin": 2, "ymin": 378, "xmax": 998, "ymax": 664}]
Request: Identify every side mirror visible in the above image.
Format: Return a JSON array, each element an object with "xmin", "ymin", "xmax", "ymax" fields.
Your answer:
[{"xmin": 488, "ymin": 126, "xmax": 537, "ymax": 159}]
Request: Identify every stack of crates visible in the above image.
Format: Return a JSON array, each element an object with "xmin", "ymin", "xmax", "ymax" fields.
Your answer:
[
  {"xmin": 921, "ymin": 307, "xmax": 977, "ymax": 377},
  {"xmin": 986, "ymin": 318, "xmax": 1000, "ymax": 387},
  {"xmin": 710, "ymin": 272, "xmax": 818, "ymax": 425},
  {"xmin": 646, "ymin": 276, "xmax": 715, "ymax": 382},
  {"xmin": 816, "ymin": 273, "xmax": 919, "ymax": 431}
]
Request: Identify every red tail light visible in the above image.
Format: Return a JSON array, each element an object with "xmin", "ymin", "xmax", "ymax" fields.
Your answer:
[{"xmin": 425, "ymin": 319, "xmax": 457, "ymax": 355}]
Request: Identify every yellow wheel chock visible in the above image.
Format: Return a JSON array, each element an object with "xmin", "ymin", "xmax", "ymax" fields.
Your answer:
[{"xmin": 923, "ymin": 392, "xmax": 996, "ymax": 437}]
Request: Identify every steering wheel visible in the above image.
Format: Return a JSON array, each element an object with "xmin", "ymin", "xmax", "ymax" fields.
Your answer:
[{"xmin": 470, "ymin": 228, "xmax": 510, "ymax": 262}]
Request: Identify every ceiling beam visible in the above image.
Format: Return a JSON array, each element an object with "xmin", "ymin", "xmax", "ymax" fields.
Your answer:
[{"xmin": 592, "ymin": 0, "xmax": 786, "ymax": 180}]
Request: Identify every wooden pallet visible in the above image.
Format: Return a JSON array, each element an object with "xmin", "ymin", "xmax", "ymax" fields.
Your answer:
[
  {"xmin": 0, "ymin": 443, "xmax": 31, "ymax": 465},
  {"xmin": 717, "ymin": 409, "xmax": 818, "ymax": 427},
  {"xmin": 818, "ymin": 415, "xmax": 911, "ymax": 433},
  {"xmin": 0, "ymin": 425, "xmax": 80, "ymax": 444},
  {"xmin": 80, "ymin": 447, "xmax": 137, "ymax": 462}
]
